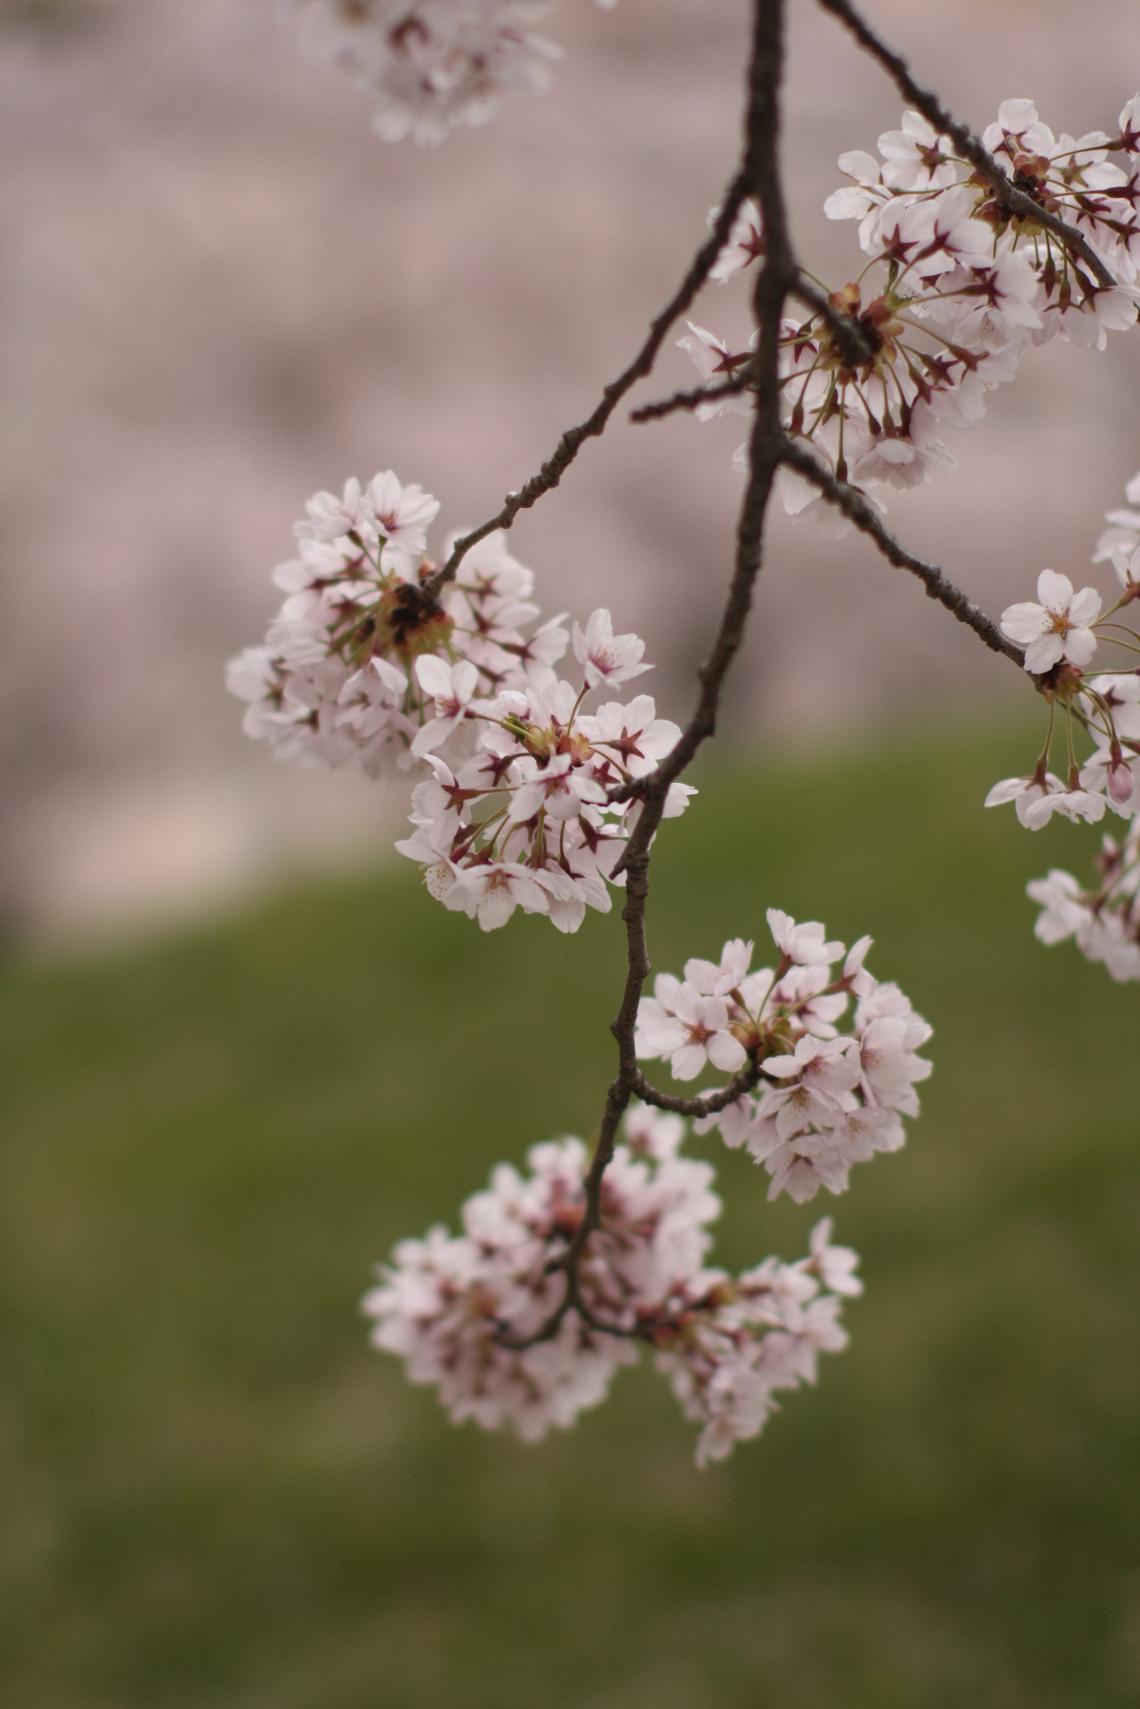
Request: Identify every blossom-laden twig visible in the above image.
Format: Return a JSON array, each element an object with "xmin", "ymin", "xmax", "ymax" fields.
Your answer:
[
  {"xmin": 987, "ymin": 471, "xmax": 1140, "ymax": 981},
  {"xmin": 775, "ymin": 442, "xmax": 1024, "ymax": 666},
  {"xmin": 487, "ymin": 0, "xmax": 801, "ymax": 1358},
  {"xmin": 233, "ymin": 1, "xmax": 1140, "ymax": 1460},
  {"xmin": 422, "ymin": 172, "xmax": 752, "ymax": 599},
  {"xmin": 816, "ymin": 0, "xmax": 1121, "ymax": 288}
]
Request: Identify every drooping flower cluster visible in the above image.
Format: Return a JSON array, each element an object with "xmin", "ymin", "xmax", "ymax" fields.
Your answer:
[
  {"xmin": 395, "ymin": 607, "xmax": 691, "ymax": 932},
  {"xmin": 229, "ymin": 470, "xmax": 687, "ymax": 931},
  {"xmin": 989, "ymin": 469, "xmax": 1140, "ymax": 981},
  {"xmin": 635, "ymin": 911, "xmax": 933, "ymax": 1204},
  {"xmin": 986, "ymin": 470, "xmax": 1140, "ymax": 835},
  {"xmin": 1027, "ymin": 819, "xmax": 1140, "ymax": 983},
  {"xmin": 364, "ymin": 1101, "xmax": 861, "ymax": 1465},
  {"xmin": 227, "ymin": 471, "xmax": 568, "ymax": 779},
  {"xmin": 285, "ymin": 0, "xmax": 616, "ymax": 145},
  {"xmin": 682, "ymin": 96, "xmax": 1140, "ymax": 528}
]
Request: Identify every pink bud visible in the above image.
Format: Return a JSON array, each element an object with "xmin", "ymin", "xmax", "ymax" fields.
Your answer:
[{"xmin": 1108, "ymin": 760, "xmax": 1135, "ymax": 805}]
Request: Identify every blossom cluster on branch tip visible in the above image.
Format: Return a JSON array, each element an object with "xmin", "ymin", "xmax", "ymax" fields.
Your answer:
[
  {"xmin": 1028, "ymin": 820, "xmax": 1140, "ymax": 983},
  {"xmin": 636, "ymin": 910, "xmax": 932, "ymax": 1204},
  {"xmin": 987, "ymin": 474, "xmax": 1140, "ymax": 835},
  {"xmin": 681, "ymin": 96, "xmax": 1140, "ymax": 531},
  {"xmin": 235, "ymin": 11, "xmax": 1140, "ymax": 1472},
  {"xmin": 363, "ymin": 1102, "xmax": 860, "ymax": 1466},
  {"xmin": 228, "ymin": 471, "xmax": 688, "ymax": 932},
  {"xmin": 284, "ymin": 0, "xmax": 616, "ymax": 145},
  {"xmin": 985, "ymin": 469, "xmax": 1140, "ymax": 982}
]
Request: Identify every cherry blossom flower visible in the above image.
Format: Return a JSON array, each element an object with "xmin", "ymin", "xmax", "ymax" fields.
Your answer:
[
  {"xmin": 1026, "ymin": 820, "xmax": 1140, "ymax": 983},
  {"xmin": 806, "ymin": 1217, "xmax": 864, "ymax": 1296},
  {"xmin": 1000, "ymin": 570, "xmax": 1102, "ymax": 674},
  {"xmin": 442, "ymin": 860, "xmax": 558, "ymax": 931},
  {"xmin": 364, "ymin": 470, "xmax": 441, "ymax": 552},
  {"xmin": 709, "ymin": 197, "xmax": 765, "ymax": 282},
  {"xmin": 676, "ymin": 322, "xmax": 755, "ymax": 418},
  {"xmin": 285, "ymin": 0, "xmax": 621, "ymax": 146},
  {"xmin": 571, "ymin": 607, "xmax": 651, "ymax": 690},
  {"xmin": 767, "ymin": 907, "xmax": 843, "ymax": 967},
  {"xmin": 635, "ymin": 976, "xmax": 748, "ymax": 1081},
  {"xmin": 411, "ymin": 655, "xmax": 481, "ymax": 755},
  {"xmin": 877, "ymin": 109, "xmax": 960, "ymax": 191}
]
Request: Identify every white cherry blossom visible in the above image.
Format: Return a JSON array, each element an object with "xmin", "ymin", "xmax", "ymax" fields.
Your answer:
[
  {"xmin": 571, "ymin": 608, "xmax": 651, "ymax": 690},
  {"xmin": 1000, "ymin": 570, "xmax": 1102, "ymax": 674}
]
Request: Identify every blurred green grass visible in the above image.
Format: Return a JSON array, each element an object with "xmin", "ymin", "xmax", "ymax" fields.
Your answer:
[{"xmin": 2, "ymin": 716, "xmax": 1138, "ymax": 1709}]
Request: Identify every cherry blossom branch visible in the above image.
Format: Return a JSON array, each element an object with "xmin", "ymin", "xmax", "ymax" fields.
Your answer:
[
  {"xmin": 494, "ymin": 0, "xmax": 795, "ymax": 1352},
  {"xmin": 628, "ymin": 282, "xmax": 873, "ymax": 427},
  {"xmin": 421, "ymin": 174, "xmax": 756, "ymax": 600},
  {"xmin": 816, "ymin": 0, "xmax": 1118, "ymax": 289},
  {"xmin": 629, "ymin": 370, "xmax": 755, "ymax": 424},
  {"xmin": 777, "ymin": 441, "xmax": 1025, "ymax": 664},
  {"xmin": 631, "ymin": 1065, "xmax": 763, "ymax": 1119}
]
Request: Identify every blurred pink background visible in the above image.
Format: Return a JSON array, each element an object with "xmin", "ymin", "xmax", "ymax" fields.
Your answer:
[{"xmin": 3, "ymin": 0, "xmax": 1138, "ymax": 940}]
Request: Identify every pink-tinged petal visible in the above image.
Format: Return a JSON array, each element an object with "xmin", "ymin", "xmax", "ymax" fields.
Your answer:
[
  {"xmin": 1066, "ymin": 587, "xmax": 1102, "ymax": 627},
  {"xmin": 671, "ymin": 1043, "xmax": 708, "ymax": 1082},
  {"xmin": 1063, "ymin": 627, "xmax": 1098, "ymax": 669},
  {"xmin": 1024, "ymin": 633, "xmax": 1065, "ymax": 675},
  {"xmin": 451, "ymin": 660, "xmax": 479, "ymax": 701},
  {"xmin": 1000, "ymin": 602, "xmax": 1050, "ymax": 644},
  {"xmin": 1036, "ymin": 569, "xmax": 1073, "ymax": 608},
  {"xmin": 476, "ymin": 888, "xmax": 517, "ymax": 931},
  {"xmin": 824, "ymin": 187, "xmax": 875, "ymax": 220},
  {"xmin": 507, "ymin": 782, "xmax": 545, "ymax": 822},
  {"xmin": 683, "ymin": 956, "xmax": 721, "ymax": 992},
  {"xmin": 997, "ymin": 98, "xmax": 1039, "ymax": 133},
  {"xmin": 643, "ymin": 1017, "xmax": 689, "ymax": 1055},
  {"xmin": 707, "ymin": 1033, "xmax": 748, "ymax": 1073},
  {"xmin": 984, "ymin": 776, "xmax": 1029, "ymax": 807},
  {"xmin": 694, "ymin": 995, "xmax": 730, "ymax": 1031},
  {"xmin": 845, "ymin": 934, "xmax": 873, "ymax": 973},
  {"xmin": 1014, "ymin": 785, "xmax": 1049, "ymax": 828},
  {"xmin": 837, "ymin": 148, "xmax": 880, "ymax": 182},
  {"xmin": 415, "ymin": 654, "xmax": 451, "ymax": 699},
  {"xmin": 766, "ymin": 906, "xmax": 792, "ymax": 945},
  {"xmin": 1021, "ymin": 795, "xmax": 1057, "ymax": 831},
  {"xmin": 411, "ymin": 719, "xmax": 449, "ymax": 757},
  {"xmin": 762, "ymin": 1055, "xmax": 803, "ymax": 1081}
]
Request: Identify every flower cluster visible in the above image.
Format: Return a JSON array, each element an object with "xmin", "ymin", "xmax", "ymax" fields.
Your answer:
[
  {"xmin": 364, "ymin": 1102, "xmax": 861, "ymax": 1465},
  {"xmin": 986, "ymin": 468, "xmax": 1140, "ymax": 836},
  {"xmin": 635, "ymin": 910, "xmax": 933, "ymax": 1204},
  {"xmin": 285, "ymin": 0, "xmax": 615, "ymax": 145},
  {"xmin": 227, "ymin": 471, "xmax": 569, "ymax": 780},
  {"xmin": 985, "ymin": 469, "xmax": 1140, "ymax": 981},
  {"xmin": 1027, "ymin": 819, "xmax": 1140, "ymax": 983},
  {"xmin": 396, "ymin": 607, "xmax": 690, "ymax": 932},
  {"xmin": 682, "ymin": 96, "xmax": 1140, "ymax": 528},
  {"xmin": 229, "ymin": 470, "xmax": 687, "ymax": 932}
]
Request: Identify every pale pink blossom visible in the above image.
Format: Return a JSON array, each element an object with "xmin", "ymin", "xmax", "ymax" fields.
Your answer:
[
  {"xmin": 571, "ymin": 608, "xmax": 651, "ymax": 690},
  {"xmin": 1000, "ymin": 570, "xmax": 1102, "ymax": 674},
  {"xmin": 709, "ymin": 197, "xmax": 765, "ymax": 282}
]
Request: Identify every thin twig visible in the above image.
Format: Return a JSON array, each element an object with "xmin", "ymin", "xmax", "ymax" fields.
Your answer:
[
  {"xmin": 632, "ymin": 1066, "xmax": 762, "ymax": 1119},
  {"xmin": 422, "ymin": 174, "xmax": 753, "ymax": 600},
  {"xmin": 817, "ymin": 0, "xmax": 1117, "ymax": 288},
  {"xmin": 777, "ymin": 440, "xmax": 1024, "ymax": 664},
  {"xmin": 630, "ymin": 370, "xmax": 754, "ymax": 425},
  {"xmin": 495, "ymin": 0, "xmax": 795, "ymax": 1353}
]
